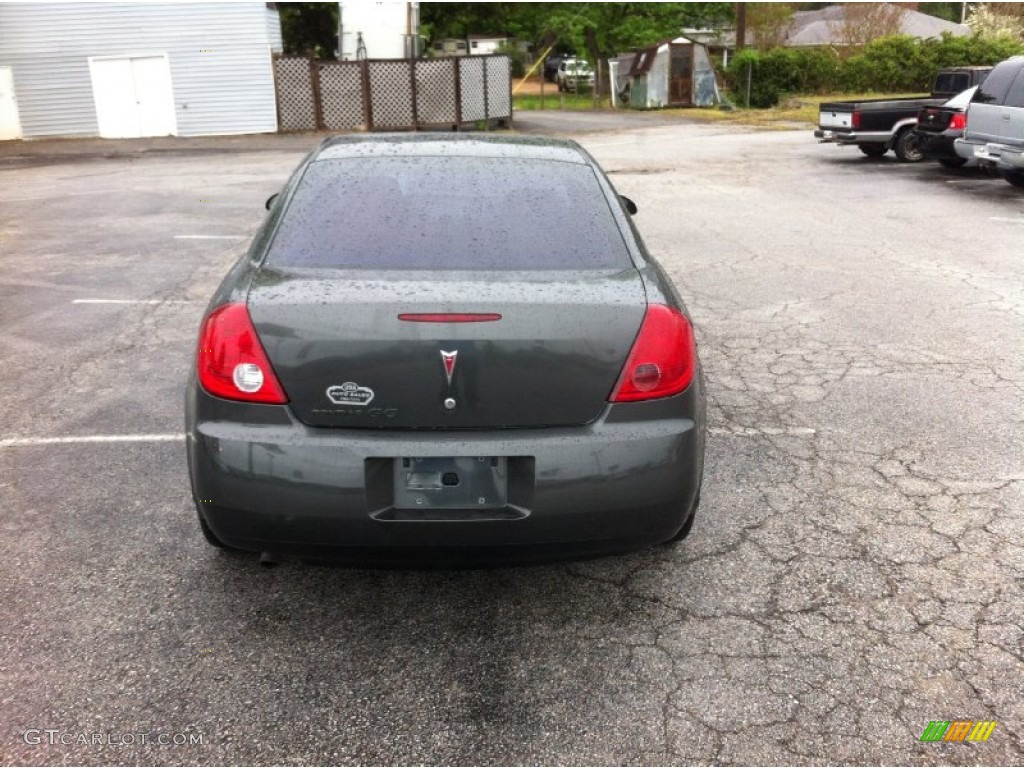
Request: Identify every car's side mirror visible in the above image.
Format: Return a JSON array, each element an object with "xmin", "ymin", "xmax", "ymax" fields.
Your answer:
[
  {"xmin": 620, "ymin": 195, "xmax": 637, "ymax": 215},
  {"xmin": 265, "ymin": 193, "xmax": 279, "ymax": 211}
]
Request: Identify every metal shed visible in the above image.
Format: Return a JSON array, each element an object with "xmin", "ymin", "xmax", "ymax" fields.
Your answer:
[
  {"xmin": 610, "ymin": 36, "xmax": 720, "ymax": 110},
  {"xmin": 0, "ymin": 2, "xmax": 282, "ymax": 140}
]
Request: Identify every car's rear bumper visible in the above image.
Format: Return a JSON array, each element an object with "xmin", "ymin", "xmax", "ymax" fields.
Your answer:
[
  {"xmin": 186, "ymin": 379, "xmax": 705, "ymax": 562},
  {"xmin": 977, "ymin": 143, "xmax": 1024, "ymax": 170},
  {"xmin": 815, "ymin": 129, "xmax": 891, "ymax": 145},
  {"xmin": 956, "ymin": 138, "xmax": 1024, "ymax": 170},
  {"xmin": 955, "ymin": 137, "xmax": 981, "ymax": 161},
  {"xmin": 916, "ymin": 130, "xmax": 961, "ymax": 159}
]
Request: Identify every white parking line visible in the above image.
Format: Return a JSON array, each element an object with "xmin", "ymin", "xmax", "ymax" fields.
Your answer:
[
  {"xmin": 988, "ymin": 217, "xmax": 1024, "ymax": 224},
  {"xmin": 0, "ymin": 190, "xmax": 118, "ymax": 203},
  {"xmin": 174, "ymin": 235, "xmax": 247, "ymax": 240},
  {"xmin": 710, "ymin": 426, "xmax": 817, "ymax": 437},
  {"xmin": 2, "ymin": 428, "xmax": 813, "ymax": 447},
  {"xmin": 72, "ymin": 299, "xmax": 198, "ymax": 305},
  {"xmin": 0, "ymin": 434, "xmax": 185, "ymax": 448}
]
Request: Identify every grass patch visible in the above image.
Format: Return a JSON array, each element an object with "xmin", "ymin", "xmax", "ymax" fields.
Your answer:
[
  {"xmin": 513, "ymin": 90, "xmax": 923, "ymax": 127},
  {"xmin": 667, "ymin": 92, "xmax": 922, "ymax": 128},
  {"xmin": 513, "ymin": 92, "xmax": 611, "ymax": 111}
]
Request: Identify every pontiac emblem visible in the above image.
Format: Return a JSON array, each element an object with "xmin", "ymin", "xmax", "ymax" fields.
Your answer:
[{"xmin": 440, "ymin": 350, "xmax": 457, "ymax": 386}]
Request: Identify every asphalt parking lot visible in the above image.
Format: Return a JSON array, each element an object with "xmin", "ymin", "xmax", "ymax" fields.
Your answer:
[{"xmin": 1, "ymin": 117, "xmax": 1022, "ymax": 766}]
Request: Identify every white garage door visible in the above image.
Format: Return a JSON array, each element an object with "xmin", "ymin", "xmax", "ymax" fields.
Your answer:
[
  {"xmin": 0, "ymin": 67, "xmax": 22, "ymax": 140},
  {"xmin": 89, "ymin": 55, "xmax": 177, "ymax": 138}
]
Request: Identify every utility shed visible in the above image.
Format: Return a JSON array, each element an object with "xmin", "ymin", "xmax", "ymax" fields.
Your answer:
[
  {"xmin": 612, "ymin": 37, "xmax": 720, "ymax": 109},
  {"xmin": 0, "ymin": 2, "xmax": 282, "ymax": 139}
]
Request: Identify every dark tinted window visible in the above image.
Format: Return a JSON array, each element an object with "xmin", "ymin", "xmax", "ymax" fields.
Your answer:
[
  {"xmin": 1005, "ymin": 71, "xmax": 1024, "ymax": 109},
  {"xmin": 973, "ymin": 61, "xmax": 1020, "ymax": 104},
  {"xmin": 266, "ymin": 156, "xmax": 630, "ymax": 270},
  {"xmin": 934, "ymin": 72, "xmax": 967, "ymax": 95}
]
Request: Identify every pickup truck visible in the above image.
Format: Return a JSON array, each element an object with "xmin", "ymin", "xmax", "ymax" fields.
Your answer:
[
  {"xmin": 815, "ymin": 67, "xmax": 992, "ymax": 162},
  {"xmin": 556, "ymin": 58, "xmax": 595, "ymax": 93}
]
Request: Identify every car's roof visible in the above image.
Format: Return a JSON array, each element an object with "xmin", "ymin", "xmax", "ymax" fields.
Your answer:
[{"xmin": 313, "ymin": 134, "xmax": 590, "ymax": 165}]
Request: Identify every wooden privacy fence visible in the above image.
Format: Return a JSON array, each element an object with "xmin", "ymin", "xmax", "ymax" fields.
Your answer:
[{"xmin": 273, "ymin": 54, "xmax": 513, "ymax": 132}]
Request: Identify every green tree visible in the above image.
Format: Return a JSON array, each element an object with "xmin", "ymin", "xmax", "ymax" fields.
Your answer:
[
  {"xmin": 916, "ymin": 3, "xmax": 964, "ymax": 23},
  {"xmin": 746, "ymin": 3, "xmax": 794, "ymax": 51},
  {"xmin": 967, "ymin": 2, "xmax": 1024, "ymax": 43},
  {"xmin": 422, "ymin": 3, "xmax": 734, "ymax": 56},
  {"xmin": 280, "ymin": 2, "xmax": 338, "ymax": 58}
]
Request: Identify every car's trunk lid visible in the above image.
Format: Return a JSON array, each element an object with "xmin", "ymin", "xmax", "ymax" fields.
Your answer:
[
  {"xmin": 917, "ymin": 107, "xmax": 956, "ymax": 133},
  {"xmin": 247, "ymin": 267, "xmax": 646, "ymax": 430}
]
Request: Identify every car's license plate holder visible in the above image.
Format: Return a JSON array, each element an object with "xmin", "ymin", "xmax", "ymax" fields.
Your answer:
[{"xmin": 393, "ymin": 457, "xmax": 508, "ymax": 510}]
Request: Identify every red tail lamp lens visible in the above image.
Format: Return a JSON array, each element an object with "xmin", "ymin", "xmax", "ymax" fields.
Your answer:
[
  {"xmin": 196, "ymin": 303, "xmax": 288, "ymax": 404},
  {"xmin": 609, "ymin": 305, "xmax": 696, "ymax": 402}
]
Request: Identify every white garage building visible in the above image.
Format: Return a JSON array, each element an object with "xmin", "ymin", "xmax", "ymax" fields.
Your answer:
[{"xmin": 0, "ymin": 2, "xmax": 282, "ymax": 140}]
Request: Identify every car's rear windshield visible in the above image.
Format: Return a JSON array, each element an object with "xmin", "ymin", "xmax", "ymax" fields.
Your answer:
[
  {"xmin": 934, "ymin": 72, "xmax": 969, "ymax": 94},
  {"xmin": 265, "ymin": 156, "xmax": 631, "ymax": 270}
]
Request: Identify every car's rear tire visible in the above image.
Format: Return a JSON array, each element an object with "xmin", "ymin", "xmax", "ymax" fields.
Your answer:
[
  {"xmin": 939, "ymin": 157, "xmax": 968, "ymax": 169},
  {"xmin": 894, "ymin": 128, "xmax": 924, "ymax": 163},
  {"xmin": 858, "ymin": 144, "xmax": 887, "ymax": 158},
  {"xmin": 1000, "ymin": 169, "xmax": 1024, "ymax": 188}
]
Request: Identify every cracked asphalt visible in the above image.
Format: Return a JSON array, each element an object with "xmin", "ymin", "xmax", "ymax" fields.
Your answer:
[{"xmin": 1, "ymin": 118, "xmax": 1021, "ymax": 765}]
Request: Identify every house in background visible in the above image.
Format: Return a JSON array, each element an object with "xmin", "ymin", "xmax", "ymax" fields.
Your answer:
[
  {"xmin": 467, "ymin": 35, "xmax": 508, "ymax": 55},
  {"xmin": 338, "ymin": 1, "xmax": 420, "ymax": 60},
  {"xmin": 0, "ymin": 2, "xmax": 282, "ymax": 140},
  {"xmin": 431, "ymin": 38, "xmax": 468, "ymax": 57},
  {"xmin": 683, "ymin": 4, "xmax": 970, "ymax": 68},
  {"xmin": 783, "ymin": 4, "xmax": 970, "ymax": 46},
  {"xmin": 430, "ymin": 35, "xmax": 528, "ymax": 59}
]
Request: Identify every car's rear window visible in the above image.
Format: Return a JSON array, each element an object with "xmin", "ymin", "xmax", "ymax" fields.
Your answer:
[
  {"xmin": 266, "ymin": 156, "xmax": 630, "ymax": 270},
  {"xmin": 974, "ymin": 62, "xmax": 1018, "ymax": 104},
  {"xmin": 934, "ymin": 72, "xmax": 968, "ymax": 95}
]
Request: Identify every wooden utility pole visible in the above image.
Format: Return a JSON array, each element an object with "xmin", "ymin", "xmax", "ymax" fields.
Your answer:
[{"xmin": 736, "ymin": 2, "xmax": 747, "ymax": 49}]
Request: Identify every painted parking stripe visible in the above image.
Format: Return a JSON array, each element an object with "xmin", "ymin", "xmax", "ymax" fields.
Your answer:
[
  {"xmin": 988, "ymin": 217, "xmax": 1024, "ymax": 224},
  {"xmin": 0, "ymin": 434, "xmax": 185, "ymax": 448},
  {"xmin": 72, "ymin": 299, "xmax": 198, "ymax": 305},
  {"xmin": 710, "ymin": 426, "xmax": 817, "ymax": 437},
  {"xmin": 2, "ymin": 428, "xmax": 814, "ymax": 447},
  {"xmin": 174, "ymin": 235, "xmax": 247, "ymax": 240},
  {"xmin": 2, "ymin": 429, "xmax": 817, "ymax": 447},
  {"xmin": 0, "ymin": 190, "xmax": 118, "ymax": 203}
]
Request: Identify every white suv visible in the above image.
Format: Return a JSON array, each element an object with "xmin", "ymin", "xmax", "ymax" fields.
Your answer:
[
  {"xmin": 954, "ymin": 56, "xmax": 1024, "ymax": 188},
  {"xmin": 556, "ymin": 59, "xmax": 595, "ymax": 93}
]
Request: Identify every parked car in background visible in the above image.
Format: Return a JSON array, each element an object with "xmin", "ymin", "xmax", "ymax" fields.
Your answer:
[
  {"xmin": 954, "ymin": 56, "xmax": 1024, "ymax": 188},
  {"xmin": 556, "ymin": 58, "xmax": 594, "ymax": 92},
  {"xmin": 186, "ymin": 134, "xmax": 707, "ymax": 565},
  {"xmin": 815, "ymin": 67, "xmax": 992, "ymax": 162},
  {"xmin": 913, "ymin": 86, "xmax": 978, "ymax": 168},
  {"xmin": 543, "ymin": 54, "xmax": 566, "ymax": 83}
]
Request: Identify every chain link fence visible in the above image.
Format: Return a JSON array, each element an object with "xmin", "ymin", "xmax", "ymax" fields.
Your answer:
[{"xmin": 273, "ymin": 55, "xmax": 512, "ymax": 132}]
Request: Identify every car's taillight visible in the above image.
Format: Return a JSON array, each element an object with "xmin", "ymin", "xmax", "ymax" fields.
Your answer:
[
  {"xmin": 949, "ymin": 112, "xmax": 966, "ymax": 130},
  {"xmin": 196, "ymin": 303, "xmax": 288, "ymax": 404},
  {"xmin": 609, "ymin": 305, "xmax": 696, "ymax": 402},
  {"xmin": 852, "ymin": 111, "xmax": 861, "ymax": 130}
]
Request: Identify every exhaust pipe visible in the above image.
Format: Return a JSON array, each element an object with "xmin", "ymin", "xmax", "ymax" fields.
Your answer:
[{"xmin": 259, "ymin": 551, "xmax": 281, "ymax": 568}]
